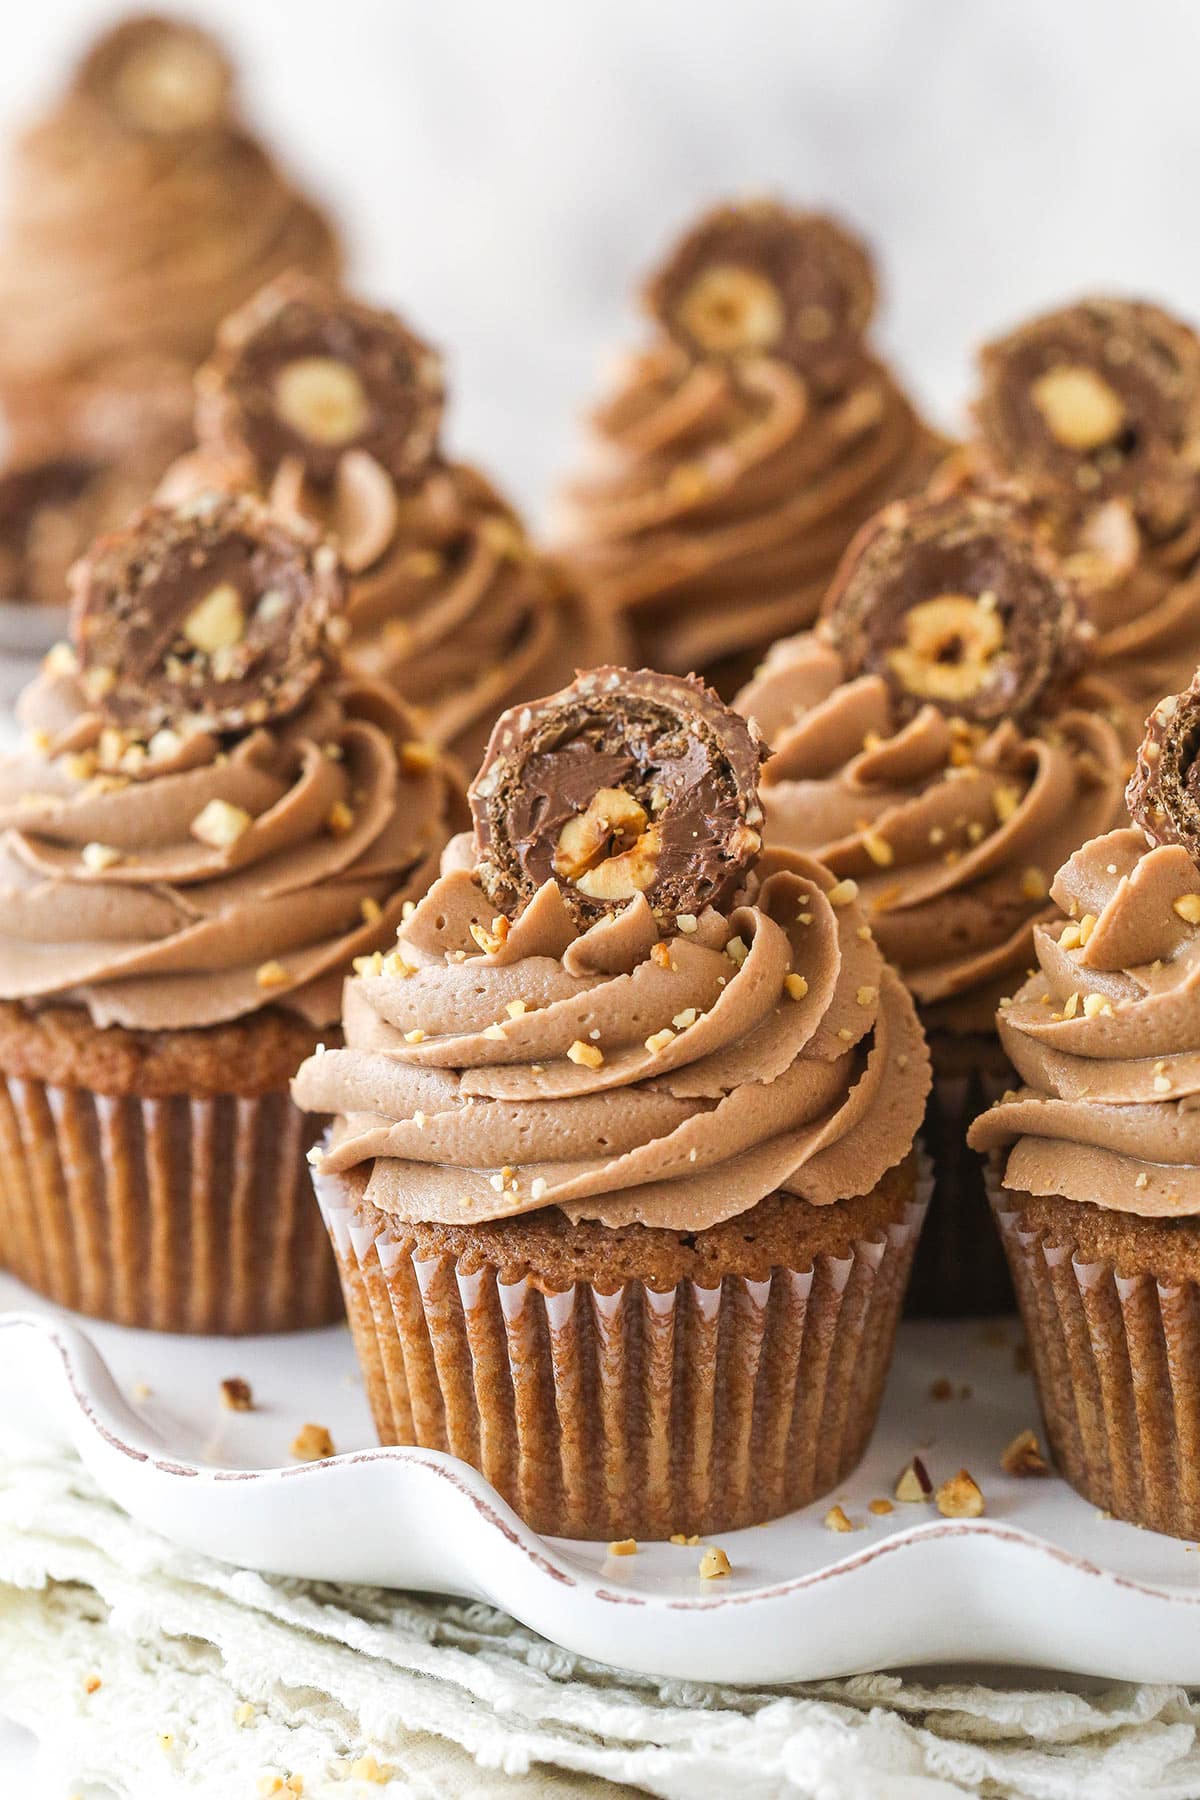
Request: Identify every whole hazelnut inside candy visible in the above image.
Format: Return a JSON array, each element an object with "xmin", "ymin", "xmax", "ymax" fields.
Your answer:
[
  {"xmin": 820, "ymin": 492, "xmax": 1088, "ymax": 727},
  {"xmin": 469, "ymin": 666, "xmax": 770, "ymax": 929},
  {"xmin": 644, "ymin": 198, "xmax": 877, "ymax": 388},
  {"xmin": 1127, "ymin": 671, "xmax": 1200, "ymax": 867},
  {"xmin": 975, "ymin": 297, "xmax": 1200, "ymax": 531},
  {"xmin": 195, "ymin": 273, "xmax": 445, "ymax": 489},
  {"xmin": 67, "ymin": 491, "xmax": 345, "ymax": 737},
  {"xmin": 73, "ymin": 17, "xmax": 234, "ymax": 135}
]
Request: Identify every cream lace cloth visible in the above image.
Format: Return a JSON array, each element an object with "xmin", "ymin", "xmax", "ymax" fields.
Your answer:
[{"xmin": 1, "ymin": 1452, "xmax": 1199, "ymax": 1799}]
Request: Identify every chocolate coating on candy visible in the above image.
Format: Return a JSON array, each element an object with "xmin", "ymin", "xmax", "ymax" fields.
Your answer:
[
  {"xmin": 645, "ymin": 199, "xmax": 877, "ymax": 389},
  {"xmin": 72, "ymin": 15, "xmax": 234, "ymax": 135},
  {"xmin": 69, "ymin": 492, "xmax": 344, "ymax": 735},
  {"xmin": 196, "ymin": 274, "xmax": 445, "ymax": 489},
  {"xmin": 976, "ymin": 298, "xmax": 1200, "ymax": 533},
  {"xmin": 1127, "ymin": 673, "xmax": 1200, "ymax": 863},
  {"xmin": 469, "ymin": 667, "xmax": 769, "ymax": 928},
  {"xmin": 821, "ymin": 493, "xmax": 1088, "ymax": 726}
]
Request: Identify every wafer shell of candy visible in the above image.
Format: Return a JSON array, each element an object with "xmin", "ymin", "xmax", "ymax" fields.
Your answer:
[
  {"xmin": 72, "ymin": 15, "xmax": 235, "ymax": 135},
  {"xmin": 195, "ymin": 273, "xmax": 445, "ymax": 488},
  {"xmin": 644, "ymin": 199, "xmax": 877, "ymax": 388},
  {"xmin": 469, "ymin": 666, "xmax": 768, "ymax": 928},
  {"xmin": 821, "ymin": 492, "xmax": 1088, "ymax": 726},
  {"xmin": 1127, "ymin": 672, "xmax": 1200, "ymax": 863},
  {"xmin": 976, "ymin": 298, "xmax": 1200, "ymax": 531},
  {"xmin": 68, "ymin": 491, "xmax": 344, "ymax": 735}
]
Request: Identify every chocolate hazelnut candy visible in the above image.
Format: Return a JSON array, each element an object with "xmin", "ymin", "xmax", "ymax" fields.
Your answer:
[
  {"xmin": 976, "ymin": 298, "xmax": 1200, "ymax": 532},
  {"xmin": 72, "ymin": 16, "xmax": 234, "ymax": 135},
  {"xmin": 470, "ymin": 666, "xmax": 769, "ymax": 929},
  {"xmin": 821, "ymin": 493, "xmax": 1087, "ymax": 727},
  {"xmin": 644, "ymin": 199, "xmax": 877, "ymax": 389},
  {"xmin": 1127, "ymin": 673, "xmax": 1200, "ymax": 863},
  {"xmin": 69, "ymin": 492, "xmax": 345, "ymax": 736},
  {"xmin": 196, "ymin": 274, "xmax": 445, "ymax": 489}
]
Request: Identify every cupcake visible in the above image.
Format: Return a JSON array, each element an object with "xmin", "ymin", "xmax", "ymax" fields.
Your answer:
[
  {"xmin": 0, "ymin": 491, "xmax": 463, "ymax": 1333},
  {"xmin": 555, "ymin": 198, "xmax": 945, "ymax": 694},
  {"xmin": 736, "ymin": 492, "xmax": 1129, "ymax": 1313},
  {"xmin": 161, "ymin": 272, "xmax": 621, "ymax": 771},
  {"xmin": 294, "ymin": 666, "xmax": 931, "ymax": 1539},
  {"xmin": 969, "ymin": 673, "xmax": 1200, "ymax": 1536},
  {"xmin": 945, "ymin": 297, "xmax": 1200, "ymax": 723},
  {"xmin": 0, "ymin": 14, "xmax": 341, "ymax": 604}
]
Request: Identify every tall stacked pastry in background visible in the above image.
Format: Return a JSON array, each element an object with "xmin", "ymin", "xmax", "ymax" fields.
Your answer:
[
  {"xmin": 736, "ymin": 491, "xmax": 1128, "ymax": 1313},
  {"xmin": 0, "ymin": 13, "xmax": 341, "ymax": 605},
  {"xmin": 163, "ymin": 273, "xmax": 621, "ymax": 770},
  {"xmin": 555, "ymin": 198, "xmax": 946, "ymax": 694},
  {"xmin": 945, "ymin": 297, "xmax": 1200, "ymax": 725},
  {"xmin": 971, "ymin": 675, "xmax": 1200, "ymax": 1538},
  {"xmin": 0, "ymin": 492, "xmax": 464, "ymax": 1333},
  {"xmin": 295, "ymin": 666, "xmax": 931, "ymax": 1539}
]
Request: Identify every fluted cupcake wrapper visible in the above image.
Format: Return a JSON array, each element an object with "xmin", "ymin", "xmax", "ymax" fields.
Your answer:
[
  {"xmin": 0, "ymin": 1076, "xmax": 342, "ymax": 1335},
  {"xmin": 988, "ymin": 1163, "xmax": 1200, "ymax": 1539},
  {"xmin": 313, "ymin": 1160, "xmax": 930, "ymax": 1541},
  {"xmin": 907, "ymin": 1044, "xmax": 1015, "ymax": 1318}
]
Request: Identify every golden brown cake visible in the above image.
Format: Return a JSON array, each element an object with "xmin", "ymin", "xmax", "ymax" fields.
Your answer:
[
  {"xmin": 555, "ymin": 198, "xmax": 946, "ymax": 694},
  {"xmin": 295, "ymin": 666, "xmax": 931, "ymax": 1539},
  {"xmin": 0, "ymin": 490, "xmax": 464, "ymax": 1332},
  {"xmin": 162, "ymin": 272, "xmax": 623, "ymax": 771},
  {"xmin": 970, "ymin": 671, "xmax": 1200, "ymax": 1535},
  {"xmin": 736, "ymin": 491, "xmax": 1129, "ymax": 1313},
  {"xmin": 0, "ymin": 14, "xmax": 341, "ymax": 604}
]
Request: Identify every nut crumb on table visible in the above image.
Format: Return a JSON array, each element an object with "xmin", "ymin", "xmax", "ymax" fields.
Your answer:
[
  {"xmin": 289, "ymin": 1423, "xmax": 335, "ymax": 1462},
  {"xmin": 219, "ymin": 1376, "xmax": 254, "ymax": 1412},
  {"xmin": 936, "ymin": 1469, "xmax": 986, "ymax": 1518}
]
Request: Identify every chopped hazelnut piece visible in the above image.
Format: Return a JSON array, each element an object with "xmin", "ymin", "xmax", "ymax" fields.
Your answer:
[
  {"xmin": 935, "ymin": 1468, "xmax": 985, "ymax": 1518},
  {"xmin": 1020, "ymin": 866, "xmax": 1048, "ymax": 902},
  {"xmin": 220, "ymin": 1377, "xmax": 254, "ymax": 1412},
  {"xmin": 84, "ymin": 1675, "xmax": 101, "ymax": 1695},
  {"xmin": 826, "ymin": 879, "xmax": 858, "ymax": 907},
  {"xmin": 326, "ymin": 800, "xmax": 354, "ymax": 837},
  {"xmin": 81, "ymin": 841, "xmax": 122, "ymax": 872},
  {"xmin": 868, "ymin": 1497, "xmax": 894, "ymax": 1516},
  {"xmin": 401, "ymin": 739, "xmax": 439, "ymax": 774},
  {"xmin": 725, "ymin": 934, "xmax": 749, "ymax": 966},
  {"xmin": 348, "ymin": 1757, "xmax": 393, "ymax": 1785},
  {"xmin": 645, "ymin": 1027, "xmax": 676, "ymax": 1054},
  {"xmin": 191, "ymin": 798, "xmax": 252, "ymax": 849},
  {"xmin": 469, "ymin": 915, "xmax": 510, "ymax": 955},
  {"xmin": 1000, "ymin": 1428, "xmax": 1049, "ymax": 1477},
  {"xmin": 698, "ymin": 1544, "xmax": 732, "ymax": 1578},
  {"xmin": 824, "ymin": 1503, "xmax": 855, "ymax": 1533},
  {"xmin": 1173, "ymin": 894, "xmax": 1200, "ymax": 925},
  {"xmin": 608, "ymin": 1538, "xmax": 638, "ymax": 1556},
  {"xmin": 784, "ymin": 972, "xmax": 809, "ymax": 1000},
  {"xmin": 928, "ymin": 1377, "xmax": 954, "ymax": 1401},
  {"xmin": 290, "ymin": 1423, "xmax": 335, "ymax": 1462},
  {"xmin": 651, "ymin": 940, "xmax": 673, "ymax": 969},
  {"xmin": 255, "ymin": 960, "xmax": 289, "ymax": 989},
  {"xmin": 567, "ymin": 1040, "xmax": 603, "ymax": 1068},
  {"xmin": 862, "ymin": 828, "xmax": 894, "ymax": 867},
  {"xmin": 894, "ymin": 1456, "xmax": 933, "ymax": 1502}
]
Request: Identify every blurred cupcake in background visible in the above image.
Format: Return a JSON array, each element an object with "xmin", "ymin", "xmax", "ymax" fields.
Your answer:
[
  {"xmin": 296, "ymin": 665, "xmax": 931, "ymax": 1541},
  {"xmin": 0, "ymin": 491, "xmax": 463, "ymax": 1333},
  {"xmin": 943, "ymin": 297, "xmax": 1200, "ymax": 725},
  {"xmin": 970, "ymin": 673, "xmax": 1200, "ymax": 1537},
  {"xmin": 736, "ymin": 491, "xmax": 1128, "ymax": 1313},
  {"xmin": 163, "ymin": 273, "xmax": 622, "ymax": 771},
  {"xmin": 0, "ymin": 13, "xmax": 342, "ymax": 605},
  {"xmin": 554, "ymin": 198, "xmax": 946, "ymax": 695}
]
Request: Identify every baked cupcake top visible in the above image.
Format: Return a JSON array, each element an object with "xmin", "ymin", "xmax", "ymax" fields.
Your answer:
[
  {"xmin": 0, "ymin": 491, "xmax": 464, "ymax": 1032},
  {"xmin": 969, "ymin": 670, "xmax": 1200, "ymax": 1213},
  {"xmin": 294, "ymin": 666, "xmax": 930, "ymax": 1231},
  {"xmin": 949, "ymin": 296, "xmax": 1200, "ymax": 711},
  {"xmin": 164, "ymin": 273, "xmax": 616, "ymax": 768},
  {"xmin": 555, "ymin": 197, "xmax": 942, "ymax": 687},
  {"xmin": 736, "ymin": 493, "xmax": 1129, "ymax": 1032}
]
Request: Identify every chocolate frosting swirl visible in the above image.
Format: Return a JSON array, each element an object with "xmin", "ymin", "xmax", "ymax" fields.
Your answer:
[
  {"xmin": 968, "ymin": 826, "xmax": 1200, "ymax": 1215},
  {"xmin": 165, "ymin": 278, "xmax": 619, "ymax": 769},
  {"xmin": 293, "ymin": 839, "xmax": 930, "ymax": 1231},
  {"xmin": 737, "ymin": 633, "xmax": 1128, "ymax": 1032},
  {"xmin": 0, "ymin": 666, "xmax": 463, "ymax": 1033},
  {"xmin": 952, "ymin": 297, "xmax": 1200, "ymax": 713}
]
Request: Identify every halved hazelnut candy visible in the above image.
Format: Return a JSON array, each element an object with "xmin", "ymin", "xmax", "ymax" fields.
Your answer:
[
  {"xmin": 195, "ymin": 274, "xmax": 444, "ymax": 489},
  {"xmin": 821, "ymin": 492, "xmax": 1087, "ymax": 726},
  {"xmin": 1127, "ymin": 672, "xmax": 1200, "ymax": 867},
  {"xmin": 470, "ymin": 666, "xmax": 768, "ymax": 928},
  {"xmin": 644, "ymin": 198, "xmax": 877, "ymax": 387}
]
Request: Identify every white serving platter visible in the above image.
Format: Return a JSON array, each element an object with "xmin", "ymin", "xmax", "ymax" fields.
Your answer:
[{"xmin": 3, "ymin": 1271, "xmax": 1200, "ymax": 1687}]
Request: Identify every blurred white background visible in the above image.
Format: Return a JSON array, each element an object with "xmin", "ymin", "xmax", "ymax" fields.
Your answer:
[{"xmin": 1, "ymin": 0, "xmax": 1200, "ymax": 524}]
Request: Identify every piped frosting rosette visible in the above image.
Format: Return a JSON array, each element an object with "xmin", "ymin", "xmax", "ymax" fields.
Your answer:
[
  {"xmin": 164, "ymin": 274, "xmax": 616, "ymax": 766},
  {"xmin": 295, "ymin": 666, "xmax": 930, "ymax": 1231},
  {"xmin": 0, "ymin": 491, "xmax": 464, "ymax": 1033},
  {"xmin": 737, "ymin": 493, "xmax": 1129, "ymax": 1032},
  {"xmin": 970, "ymin": 672, "xmax": 1200, "ymax": 1213},
  {"xmin": 556, "ymin": 198, "xmax": 943, "ymax": 685},
  {"xmin": 947, "ymin": 297, "xmax": 1200, "ymax": 713}
]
